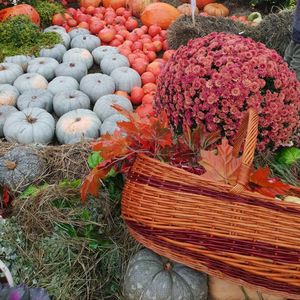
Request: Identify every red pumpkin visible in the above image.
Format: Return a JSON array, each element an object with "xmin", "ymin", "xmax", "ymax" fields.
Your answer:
[
  {"xmin": 130, "ymin": 87, "xmax": 144, "ymax": 105},
  {"xmin": 103, "ymin": 0, "xmax": 126, "ymax": 10},
  {"xmin": 140, "ymin": 3, "xmax": 180, "ymax": 30},
  {"xmin": 125, "ymin": 0, "xmax": 158, "ymax": 17},
  {"xmin": 52, "ymin": 13, "xmax": 65, "ymax": 26},
  {"xmin": 0, "ymin": 4, "xmax": 40, "ymax": 26},
  {"xmin": 80, "ymin": 0, "xmax": 101, "ymax": 8},
  {"xmin": 136, "ymin": 103, "xmax": 155, "ymax": 118}
]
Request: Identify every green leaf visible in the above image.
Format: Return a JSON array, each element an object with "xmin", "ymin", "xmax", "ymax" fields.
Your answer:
[
  {"xmin": 276, "ymin": 147, "xmax": 300, "ymax": 165},
  {"xmin": 56, "ymin": 223, "xmax": 77, "ymax": 238},
  {"xmin": 59, "ymin": 179, "xmax": 81, "ymax": 188},
  {"xmin": 88, "ymin": 152, "xmax": 104, "ymax": 168},
  {"xmin": 20, "ymin": 183, "xmax": 49, "ymax": 199}
]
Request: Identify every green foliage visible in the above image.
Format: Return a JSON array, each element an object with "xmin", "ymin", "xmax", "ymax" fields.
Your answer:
[
  {"xmin": 35, "ymin": 0, "xmax": 64, "ymax": 28},
  {"xmin": 276, "ymin": 147, "xmax": 300, "ymax": 165},
  {"xmin": 250, "ymin": 0, "xmax": 296, "ymax": 9},
  {"xmin": 0, "ymin": 15, "xmax": 61, "ymax": 61}
]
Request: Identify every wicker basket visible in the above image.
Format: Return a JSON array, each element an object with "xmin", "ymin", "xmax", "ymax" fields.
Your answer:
[{"xmin": 121, "ymin": 109, "xmax": 300, "ymax": 299}]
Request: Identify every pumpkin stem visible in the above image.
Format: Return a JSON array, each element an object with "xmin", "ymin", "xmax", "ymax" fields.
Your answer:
[
  {"xmin": 75, "ymin": 117, "xmax": 81, "ymax": 122},
  {"xmin": 26, "ymin": 115, "xmax": 37, "ymax": 124},
  {"xmin": 163, "ymin": 262, "xmax": 173, "ymax": 271},
  {"xmin": 0, "ymin": 66, "xmax": 6, "ymax": 71},
  {"xmin": 69, "ymin": 63, "xmax": 75, "ymax": 67},
  {"xmin": 5, "ymin": 160, "xmax": 16, "ymax": 170}
]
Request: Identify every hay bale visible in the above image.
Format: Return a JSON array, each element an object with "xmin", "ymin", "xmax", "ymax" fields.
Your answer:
[
  {"xmin": 161, "ymin": 0, "xmax": 182, "ymax": 8},
  {"xmin": 167, "ymin": 10, "xmax": 293, "ymax": 56},
  {"xmin": 167, "ymin": 15, "xmax": 253, "ymax": 50}
]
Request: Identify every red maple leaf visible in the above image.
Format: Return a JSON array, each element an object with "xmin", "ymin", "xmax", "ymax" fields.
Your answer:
[{"xmin": 2, "ymin": 187, "xmax": 10, "ymax": 207}]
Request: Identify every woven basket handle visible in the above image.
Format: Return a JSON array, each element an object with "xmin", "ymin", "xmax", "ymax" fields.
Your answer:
[
  {"xmin": 230, "ymin": 108, "xmax": 259, "ymax": 194},
  {"xmin": 0, "ymin": 260, "xmax": 14, "ymax": 287}
]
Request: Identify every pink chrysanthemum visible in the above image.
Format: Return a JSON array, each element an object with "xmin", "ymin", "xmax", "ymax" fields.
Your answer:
[{"xmin": 155, "ymin": 32, "xmax": 300, "ymax": 151}]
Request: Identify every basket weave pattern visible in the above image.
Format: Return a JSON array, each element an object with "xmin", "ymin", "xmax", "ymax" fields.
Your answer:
[{"xmin": 122, "ymin": 109, "xmax": 300, "ymax": 299}]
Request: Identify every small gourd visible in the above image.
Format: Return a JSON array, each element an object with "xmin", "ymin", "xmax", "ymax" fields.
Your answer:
[
  {"xmin": 40, "ymin": 44, "xmax": 67, "ymax": 63},
  {"xmin": 100, "ymin": 54, "xmax": 129, "ymax": 75},
  {"xmin": 0, "ymin": 105, "xmax": 18, "ymax": 137},
  {"xmin": 0, "ymin": 146, "xmax": 46, "ymax": 191},
  {"xmin": 101, "ymin": 113, "xmax": 128, "ymax": 135},
  {"xmin": 48, "ymin": 76, "xmax": 79, "ymax": 95},
  {"xmin": 14, "ymin": 73, "xmax": 48, "ymax": 93},
  {"xmin": 70, "ymin": 34, "xmax": 100, "ymax": 52},
  {"xmin": 92, "ymin": 46, "xmax": 119, "ymax": 65},
  {"xmin": 56, "ymin": 109, "xmax": 101, "ymax": 144},
  {"xmin": 55, "ymin": 61, "xmax": 87, "ymax": 82},
  {"xmin": 80, "ymin": 73, "xmax": 115, "ymax": 103},
  {"xmin": 53, "ymin": 90, "xmax": 90, "ymax": 117},
  {"xmin": 69, "ymin": 28, "xmax": 90, "ymax": 39},
  {"xmin": 63, "ymin": 48, "xmax": 93, "ymax": 69},
  {"xmin": 203, "ymin": 3, "xmax": 229, "ymax": 17},
  {"xmin": 3, "ymin": 107, "xmax": 55, "ymax": 144},
  {"xmin": 4, "ymin": 55, "xmax": 33, "ymax": 72},
  {"xmin": 93, "ymin": 94, "xmax": 133, "ymax": 121},
  {"xmin": 44, "ymin": 25, "xmax": 66, "ymax": 34},
  {"xmin": 110, "ymin": 67, "xmax": 141, "ymax": 93},
  {"xmin": 17, "ymin": 89, "xmax": 53, "ymax": 112},
  {"xmin": 123, "ymin": 248, "xmax": 208, "ymax": 300},
  {"xmin": 27, "ymin": 57, "xmax": 59, "ymax": 81},
  {"xmin": 0, "ymin": 84, "xmax": 19, "ymax": 106},
  {"xmin": 0, "ymin": 63, "xmax": 23, "ymax": 84}
]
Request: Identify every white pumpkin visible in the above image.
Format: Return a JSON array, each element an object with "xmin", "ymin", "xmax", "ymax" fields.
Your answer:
[
  {"xmin": 44, "ymin": 25, "xmax": 66, "ymax": 34},
  {"xmin": 17, "ymin": 89, "xmax": 53, "ymax": 112},
  {"xmin": 40, "ymin": 44, "xmax": 67, "ymax": 63},
  {"xmin": 70, "ymin": 34, "xmax": 100, "ymax": 52},
  {"xmin": 69, "ymin": 28, "xmax": 90, "ymax": 39},
  {"xmin": 53, "ymin": 90, "xmax": 90, "ymax": 117},
  {"xmin": 14, "ymin": 73, "xmax": 48, "ymax": 93},
  {"xmin": 209, "ymin": 277, "xmax": 286, "ymax": 300},
  {"xmin": 48, "ymin": 76, "xmax": 79, "ymax": 95},
  {"xmin": 55, "ymin": 61, "xmax": 87, "ymax": 82},
  {"xmin": 101, "ymin": 113, "xmax": 129, "ymax": 135},
  {"xmin": 63, "ymin": 48, "xmax": 93, "ymax": 69},
  {"xmin": 4, "ymin": 55, "xmax": 34, "ymax": 72},
  {"xmin": 0, "ymin": 63, "xmax": 23, "ymax": 84},
  {"xmin": 93, "ymin": 94, "xmax": 133, "ymax": 121},
  {"xmin": 56, "ymin": 109, "xmax": 101, "ymax": 144},
  {"xmin": 0, "ymin": 105, "xmax": 18, "ymax": 137},
  {"xmin": 110, "ymin": 67, "xmax": 141, "ymax": 93},
  {"xmin": 100, "ymin": 54, "xmax": 129, "ymax": 75},
  {"xmin": 27, "ymin": 57, "xmax": 59, "ymax": 81},
  {"xmin": 0, "ymin": 84, "xmax": 19, "ymax": 106},
  {"xmin": 80, "ymin": 73, "xmax": 115, "ymax": 104},
  {"xmin": 92, "ymin": 46, "xmax": 119, "ymax": 65},
  {"xmin": 3, "ymin": 107, "xmax": 55, "ymax": 144}
]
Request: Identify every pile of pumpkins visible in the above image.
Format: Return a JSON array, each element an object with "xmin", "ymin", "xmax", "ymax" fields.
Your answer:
[{"xmin": 0, "ymin": 25, "xmax": 145, "ymax": 145}]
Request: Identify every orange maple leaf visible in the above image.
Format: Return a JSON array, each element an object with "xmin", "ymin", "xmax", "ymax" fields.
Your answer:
[{"xmin": 199, "ymin": 139, "xmax": 242, "ymax": 185}]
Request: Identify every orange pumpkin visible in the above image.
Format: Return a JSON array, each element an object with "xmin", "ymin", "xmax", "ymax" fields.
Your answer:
[
  {"xmin": 203, "ymin": 3, "xmax": 229, "ymax": 17},
  {"xmin": 140, "ymin": 3, "xmax": 180, "ymax": 30},
  {"xmin": 177, "ymin": 4, "xmax": 199, "ymax": 16},
  {"xmin": 80, "ymin": 0, "xmax": 101, "ymax": 8},
  {"xmin": 103, "ymin": 0, "xmax": 126, "ymax": 10},
  {"xmin": 126, "ymin": 0, "xmax": 158, "ymax": 17},
  {"xmin": 0, "ymin": 4, "xmax": 40, "ymax": 26},
  {"xmin": 181, "ymin": 0, "xmax": 216, "ymax": 9}
]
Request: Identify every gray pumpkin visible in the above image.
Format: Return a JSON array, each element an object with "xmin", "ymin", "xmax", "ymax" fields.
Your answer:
[
  {"xmin": 40, "ymin": 44, "xmax": 67, "ymax": 63},
  {"xmin": 123, "ymin": 248, "xmax": 208, "ymax": 300},
  {"xmin": 69, "ymin": 28, "xmax": 90, "ymax": 39},
  {"xmin": 0, "ymin": 105, "xmax": 18, "ymax": 137},
  {"xmin": 0, "ymin": 63, "xmax": 23, "ymax": 85},
  {"xmin": 4, "ymin": 55, "xmax": 34, "ymax": 72},
  {"xmin": 101, "ymin": 113, "xmax": 128, "ymax": 135},
  {"xmin": 53, "ymin": 90, "xmax": 90, "ymax": 117},
  {"xmin": 48, "ymin": 76, "xmax": 79, "ymax": 95},
  {"xmin": 63, "ymin": 48, "xmax": 93, "ymax": 69},
  {"xmin": 80, "ymin": 73, "xmax": 115, "ymax": 104},
  {"xmin": 55, "ymin": 61, "xmax": 87, "ymax": 82},
  {"xmin": 44, "ymin": 25, "xmax": 66, "ymax": 34},
  {"xmin": 14, "ymin": 73, "xmax": 48, "ymax": 93},
  {"xmin": 93, "ymin": 94, "xmax": 133, "ymax": 121},
  {"xmin": 27, "ymin": 57, "xmax": 59, "ymax": 81},
  {"xmin": 100, "ymin": 54, "xmax": 129, "ymax": 75},
  {"xmin": 110, "ymin": 67, "xmax": 141, "ymax": 93},
  {"xmin": 70, "ymin": 34, "xmax": 100, "ymax": 52},
  {"xmin": 17, "ymin": 89, "xmax": 53, "ymax": 112},
  {"xmin": 56, "ymin": 109, "xmax": 101, "ymax": 144},
  {"xmin": 58, "ymin": 31, "xmax": 71, "ymax": 49},
  {"xmin": 0, "ymin": 146, "xmax": 45, "ymax": 191},
  {"xmin": 0, "ymin": 84, "xmax": 19, "ymax": 106},
  {"xmin": 92, "ymin": 46, "xmax": 119, "ymax": 65},
  {"xmin": 3, "ymin": 107, "xmax": 55, "ymax": 144}
]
